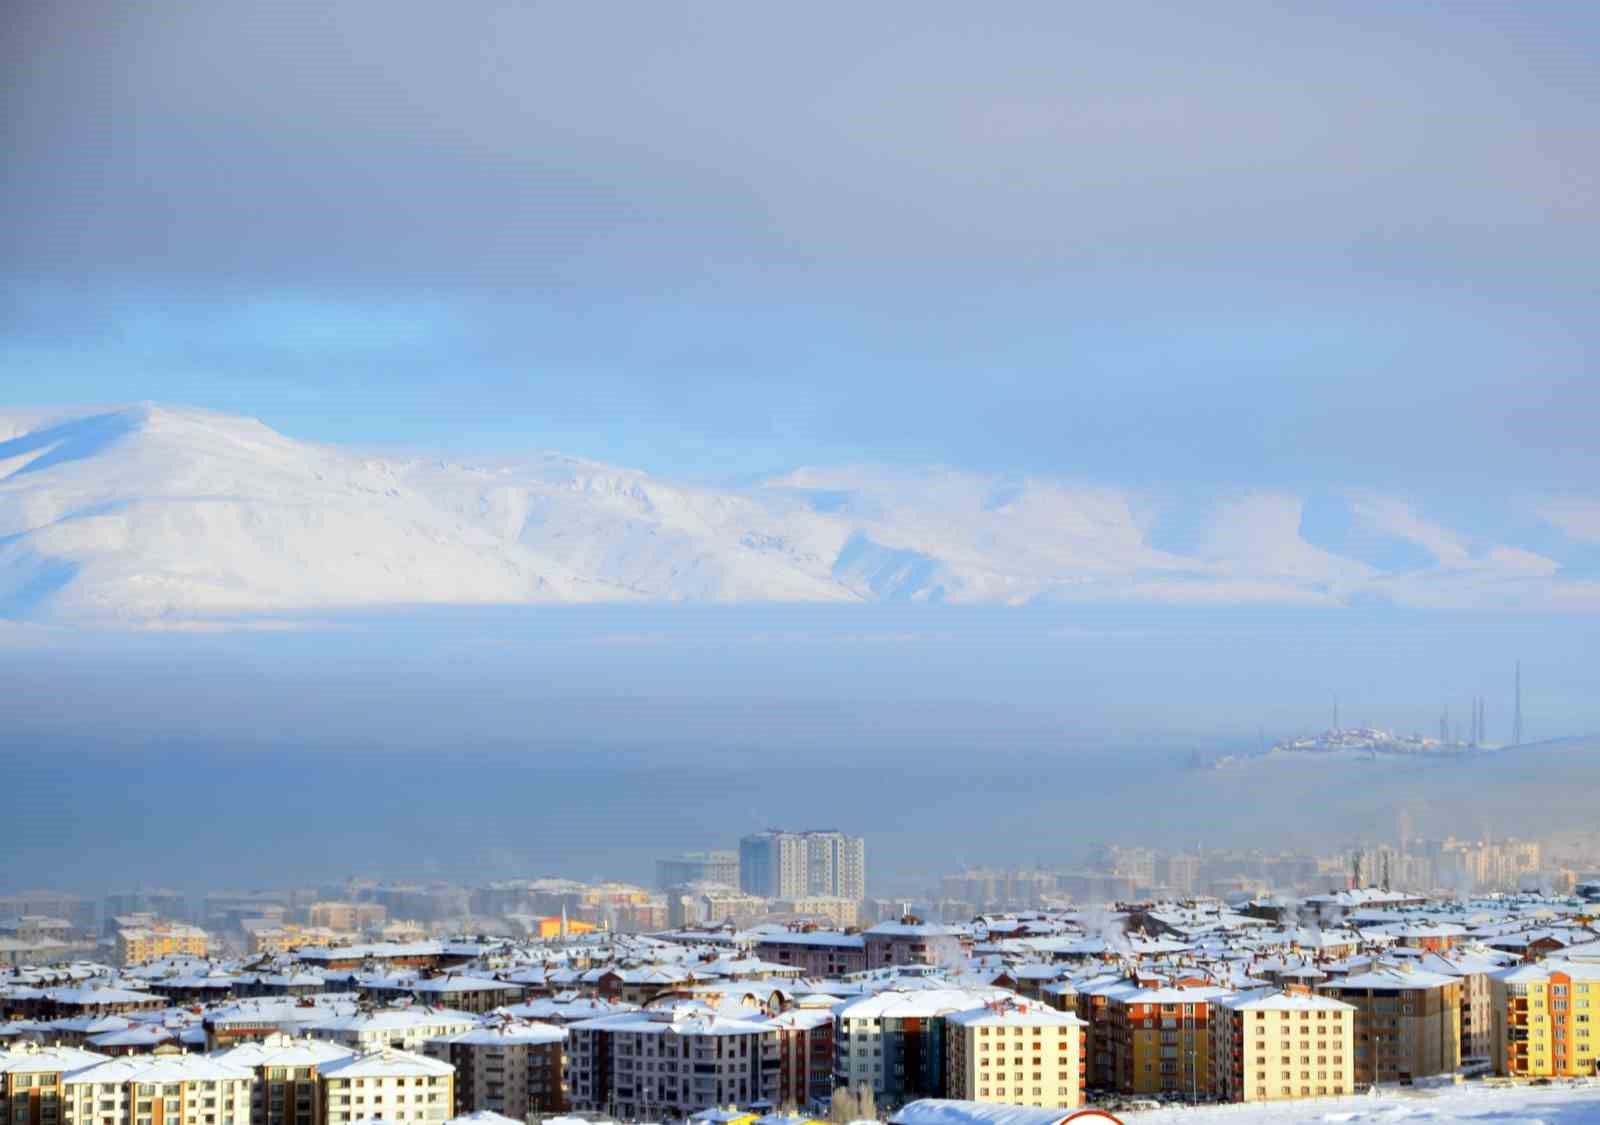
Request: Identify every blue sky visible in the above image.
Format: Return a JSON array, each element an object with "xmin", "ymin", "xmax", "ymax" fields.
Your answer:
[{"xmin": 3, "ymin": 1, "xmax": 1596, "ymax": 486}]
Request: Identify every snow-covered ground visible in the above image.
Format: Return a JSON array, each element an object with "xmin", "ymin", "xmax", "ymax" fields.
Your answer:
[
  {"xmin": 1121, "ymin": 1081, "xmax": 1600, "ymax": 1123},
  {"xmin": 0, "ymin": 403, "xmax": 1597, "ymax": 622}
]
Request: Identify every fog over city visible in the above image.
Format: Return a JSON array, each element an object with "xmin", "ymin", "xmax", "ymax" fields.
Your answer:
[{"xmin": 3, "ymin": 0, "xmax": 1599, "ymax": 895}]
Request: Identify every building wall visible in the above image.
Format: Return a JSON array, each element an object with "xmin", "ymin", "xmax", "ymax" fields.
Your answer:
[
  {"xmin": 945, "ymin": 1019, "xmax": 1083, "ymax": 1109},
  {"xmin": 1316, "ymin": 982, "xmax": 1461, "ymax": 1085},
  {"xmin": 424, "ymin": 1040, "xmax": 564, "ymax": 1119},
  {"xmin": 567, "ymin": 1026, "xmax": 778, "ymax": 1119},
  {"xmin": 1112, "ymin": 998, "xmax": 1211, "ymax": 1098},
  {"xmin": 321, "ymin": 1069, "xmax": 452, "ymax": 1125},
  {"xmin": 1210, "ymin": 1006, "xmax": 1353, "ymax": 1103},
  {"xmin": 61, "ymin": 1071, "xmax": 253, "ymax": 1125},
  {"xmin": 1, "ymin": 1064, "xmax": 64, "ymax": 1125},
  {"xmin": 115, "ymin": 926, "xmax": 209, "ymax": 967},
  {"xmin": 1492, "ymin": 970, "xmax": 1600, "ymax": 1078},
  {"xmin": 753, "ymin": 938, "xmax": 866, "ymax": 978}
]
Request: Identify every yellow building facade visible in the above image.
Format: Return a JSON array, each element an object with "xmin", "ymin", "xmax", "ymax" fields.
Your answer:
[
  {"xmin": 945, "ymin": 1000, "xmax": 1086, "ymax": 1109},
  {"xmin": 1491, "ymin": 962, "xmax": 1600, "ymax": 1077},
  {"xmin": 115, "ymin": 924, "xmax": 208, "ymax": 966},
  {"xmin": 1210, "ymin": 988, "xmax": 1355, "ymax": 1104}
]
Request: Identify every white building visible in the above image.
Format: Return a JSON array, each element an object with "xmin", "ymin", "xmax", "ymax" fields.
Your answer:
[
  {"xmin": 320, "ymin": 1049, "xmax": 454, "ymax": 1125},
  {"xmin": 309, "ymin": 1011, "xmax": 476, "ymax": 1053},
  {"xmin": 566, "ymin": 1007, "xmax": 778, "ymax": 1119}
]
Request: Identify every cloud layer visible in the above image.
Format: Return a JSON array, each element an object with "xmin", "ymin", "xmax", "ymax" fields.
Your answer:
[{"xmin": 3, "ymin": 2, "xmax": 1596, "ymax": 484}]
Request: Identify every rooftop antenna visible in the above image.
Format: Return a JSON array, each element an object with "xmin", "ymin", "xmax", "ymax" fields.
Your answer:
[{"xmin": 1513, "ymin": 661, "xmax": 1523, "ymax": 746}]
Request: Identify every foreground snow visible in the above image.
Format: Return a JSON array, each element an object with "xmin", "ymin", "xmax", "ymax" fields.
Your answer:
[
  {"xmin": 0, "ymin": 403, "xmax": 1597, "ymax": 622},
  {"xmin": 1122, "ymin": 1080, "xmax": 1600, "ymax": 1123}
]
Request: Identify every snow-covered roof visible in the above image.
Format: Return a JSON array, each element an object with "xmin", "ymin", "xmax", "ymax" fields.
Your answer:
[
  {"xmin": 216, "ymin": 1036, "xmax": 355, "ymax": 1068},
  {"xmin": 946, "ymin": 1003, "xmax": 1083, "ymax": 1029},
  {"xmin": 1217, "ymin": 988, "xmax": 1354, "ymax": 1013},
  {"xmin": 321, "ymin": 1048, "xmax": 454, "ymax": 1079},
  {"xmin": 63, "ymin": 1054, "xmax": 254, "ymax": 1085},
  {"xmin": 834, "ymin": 987, "xmax": 1009, "ymax": 1020},
  {"xmin": 0, "ymin": 1045, "xmax": 108, "ymax": 1074},
  {"xmin": 429, "ymin": 1020, "xmax": 565, "ymax": 1046}
]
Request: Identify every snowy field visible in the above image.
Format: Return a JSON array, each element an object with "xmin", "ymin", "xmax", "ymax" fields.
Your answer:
[{"xmin": 1120, "ymin": 1081, "xmax": 1600, "ymax": 1123}]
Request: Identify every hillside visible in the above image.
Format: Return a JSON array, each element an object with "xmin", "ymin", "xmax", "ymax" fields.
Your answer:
[{"xmin": 0, "ymin": 404, "xmax": 1597, "ymax": 623}]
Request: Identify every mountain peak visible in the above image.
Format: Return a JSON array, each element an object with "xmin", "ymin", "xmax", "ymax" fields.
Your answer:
[{"xmin": 0, "ymin": 403, "xmax": 1594, "ymax": 624}]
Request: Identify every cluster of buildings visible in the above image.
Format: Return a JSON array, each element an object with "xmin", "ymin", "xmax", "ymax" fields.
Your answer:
[
  {"xmin": 927, "ymin": 835, "xmax": 1569, "ymax": 918},
  {"xmin": 6, "ymin": 867, "xmax": 1600, "ymax": 1123}
]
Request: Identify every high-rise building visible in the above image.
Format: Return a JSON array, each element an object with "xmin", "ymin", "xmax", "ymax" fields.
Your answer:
[
  {"xmin": 740, "ymin": 831, "xmax": 808, "ymax": 899},
  {"xmin": 803, "ymin": 830, "xmax": 866, "ymax": 900},
  {"xmin": 654, "ymin": 851, "xmax": 740, "ymax": 891},
  {"xmin": 739, "ymin": 830, "xmax": 865, "ymax": 900}
]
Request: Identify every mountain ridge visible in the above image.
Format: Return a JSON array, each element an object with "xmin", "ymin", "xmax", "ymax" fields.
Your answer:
[{"xmin": 0, "ymin": 403, "xmax": 1596, "ymax": 623}]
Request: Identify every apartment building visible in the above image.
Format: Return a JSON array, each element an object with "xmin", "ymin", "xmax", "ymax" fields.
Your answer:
[
  {"xmin": 1416, "ymin": 948, "xmax": 1515, "ymax": 1067},
  {"xmin": 423, "ymin": 1021, "xmax": 566, "ymax": 1119},
  {"xmin": 739, "ymin": 832, "xmax": 865, "ymax": 901},
  {"xmin": 319, "ymin": 1049, "xmax": 454, "ymax": 1125},
  {"xmin": 655, "ymin": 853, "xmax": 740, "ymax": 892},
  {"xmin": 1317, "ymin": 965, "xmax": 1462, "ymax": 1086},
  {"xmin": 214, "ymin": 1036, "xmax": 353, "ymax": 1125},
  {"xmin": 833, "ymin": 988, "xmax": 1003, "ymax": 1105},
  {"xmin": 308, "ymin": 1010, "xmax": 476, "ymax": 1054},
  {"xmin": 1490, "ymin": 961, "xmax": 1600, "ymax": 1077},
  {"xmin": 1088, "ymin": 980, "xmax": 1230, "ymax": 1099},
  {"xmin": 0, "ymin": 1044, "xmax": 107, "ymax": 1125},
  {"xmin": 1210, "ymin": 988, "xmax": 1355, "ymax": 1104},
  {"xmin": 944, "ymin": 1001, "xmax": 1085, "ymax": 1109},
  {"xmin": 771, "ymin": 898, "xmax": 860, "ymax": 929},
  {"xmin": 767, "ymin": 1007, "xmax": 834, "ymax": 1110},
  {"xmin": 359, "ymin": 977, "xmax": 522, "ymax": 1016},
  {"xmin": 863, "ymin": 920, "xmax": 971, "ymax": 969},
  {"xmin": 564, "ymin": 1008, "xmax": 779, "ymax": 1120},
  {"xmin": 115, "ymin": 926, "xmax": 209, "ymax": 967},
  {"xmin": 751, "ymin": 931, "xmax": 867, "ymax": 978},
  {"xmin": 60, "ymin": 1051, "xmax": 254, "ymax": 1125},
  {"xmin": 304, "ymin": 905, "xmax": 386, "ymax": 934}
]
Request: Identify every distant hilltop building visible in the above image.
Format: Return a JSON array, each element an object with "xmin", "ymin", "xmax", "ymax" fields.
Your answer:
[
  {"xmin": 739, "ymin": 829, "xmax": 865, "ymax": 900},
  {"xmin": 1212, "ymin": 727, "xmax": 1490, "ymax": 768},
  {"xmin": 1275, "ymin": 727, "xmax": 1464, "ymax": 755}
]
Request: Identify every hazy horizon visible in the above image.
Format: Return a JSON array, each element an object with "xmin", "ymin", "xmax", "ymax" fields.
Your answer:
[{"xmin": 3, "ymin": 3, "xmax": 1597, "ymax": 903}]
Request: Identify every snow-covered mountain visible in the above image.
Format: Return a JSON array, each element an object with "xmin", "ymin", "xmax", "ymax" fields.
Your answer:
[{"xmin": 0, "ymin": 403, "xmax": 1596, "ymax": 623}]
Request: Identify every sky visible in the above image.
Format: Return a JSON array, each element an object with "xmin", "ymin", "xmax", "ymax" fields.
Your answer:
[
  {"xmin": 4, "ymin": 3, "xmax": 1599, "ymax": 893},
  {"xmin": 3, "ymin": 1, "xmax": 1597, "ymax": 486}
]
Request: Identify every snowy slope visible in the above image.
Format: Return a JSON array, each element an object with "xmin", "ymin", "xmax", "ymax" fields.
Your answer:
[
  {"xmin": 0, "ymin": 403, "xmax": 1595, "ymax": 622},
  {"xmin": 1122, "ymin": 1079, "xmax": 1600, "ymax": 1122}
]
